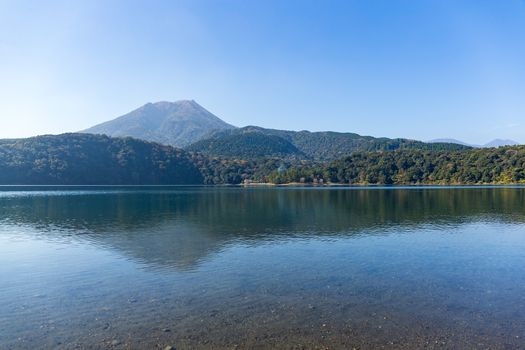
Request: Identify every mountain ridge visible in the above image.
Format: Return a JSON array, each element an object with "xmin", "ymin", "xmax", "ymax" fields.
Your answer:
[
  {"xmin": 82, "ymin": 100, "xmax": 523, "ymax": 160},
  {"xmin": 187, "ymin": 125, "xmax": 471, "ymax": 160}
]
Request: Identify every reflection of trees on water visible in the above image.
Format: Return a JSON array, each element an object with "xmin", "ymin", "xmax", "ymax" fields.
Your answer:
[{"xmin": 1, "ymin": 187, "xmax": 524, "ymax": 270}]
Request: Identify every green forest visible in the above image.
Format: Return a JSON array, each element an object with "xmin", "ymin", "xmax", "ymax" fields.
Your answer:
[
  {"xmin": 267, "ymin": 148, "xmax": 525, "ymax": 185},
  {"xmin": 0, "ymin": 133, "xmax": 524, "ymax": 185},
  {"xmin": 186, "ymin": 126, "xmax": 469, "ymax": 160},
  {"xmin": 0, "ymin": 134, "xmax": 203, "ymax": 185}
]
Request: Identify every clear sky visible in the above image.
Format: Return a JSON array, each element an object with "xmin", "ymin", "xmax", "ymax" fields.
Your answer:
[{"xmin": 1, "ymin": 0, "xmax": 524, "ymax": 144}]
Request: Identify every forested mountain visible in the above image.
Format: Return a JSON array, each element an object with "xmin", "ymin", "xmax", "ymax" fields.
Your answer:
[
  {"xmin": 187, "ymin": 126, "xmax": 470, "ymax": 160},
  {"xmin": 0, "ymin": 133, "xmax": 524, "ymax": 185},
  {"xmin": 186, "ymin": 131, "xmax": 305, "ymax": 159},
  {"xmin": 0, "ymin": 133, "xmax": 203, "ymax": 185},
  {"xmin": 83, "ymin": 100, "xmax": 235, "ymax": 147}
]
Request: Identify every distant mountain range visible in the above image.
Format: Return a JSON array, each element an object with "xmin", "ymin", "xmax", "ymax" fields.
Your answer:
[
  {"xmin": 83, "ymin": 100, "xmax": 235, "ymax": 148},
  {"xmin": 83, "ymin": 100, "xmax": 470, "ymax": 160},
  {"xmin": 428, "ymin": 138, "xmax": 520, "ymax": 148}
]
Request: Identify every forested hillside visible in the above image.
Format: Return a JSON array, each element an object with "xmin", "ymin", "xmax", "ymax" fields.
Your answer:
[
  {"xmin": 0, "ymin": 134, "xmax": 523, "ymax": 186},
  {"xmin": 187, "ymin": 126, "xmax": 470, "ymax": 160},
  {"xmin": 0, "ymin": 133, "xmax": 203, "ymax": 185},
  {"xmin": 186, "ymin": 132, "xmax": 305, "ymax": 159},
  {"xmin": 267, "ymin": 147, "xmax": 525, "ymax": 185}
]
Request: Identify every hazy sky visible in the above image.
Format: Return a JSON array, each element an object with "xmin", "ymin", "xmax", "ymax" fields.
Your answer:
[{"xmin": 1, "ymin": 0, "xmax": 524, "ymax": 143}]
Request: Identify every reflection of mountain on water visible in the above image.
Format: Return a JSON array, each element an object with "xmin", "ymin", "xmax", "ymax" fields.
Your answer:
[
  {"xmin": 1, "ymin": 187, "xmax": 524, "ymax": 270},
  {"xmin": 95, "ymin": 220, "xmax": 227, "ymax": 271}
]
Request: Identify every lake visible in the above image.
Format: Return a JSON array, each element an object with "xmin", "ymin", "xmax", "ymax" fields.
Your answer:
[{"xmin": 1, "ymin": 186, "xmax": 525, "ymax": 349}]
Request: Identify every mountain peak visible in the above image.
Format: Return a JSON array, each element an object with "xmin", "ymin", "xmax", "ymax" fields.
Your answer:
[
  {"xmin": 144, "ymin": 99, "xmax": 201, "ymax": 110},
  {"xmin": 427, "ymin": 138, "xmax": 471, "ymax": 147},
  {"xmin": 484, "ymin": 139, "xmax": 520, "ymax": 148},
  {"xmin": 176, "ymin": 99, "xmax": 198, "ymax": 105},
  {"xmin": 83, "ymin": 100, "xmax": 236, "ymax": 147}
]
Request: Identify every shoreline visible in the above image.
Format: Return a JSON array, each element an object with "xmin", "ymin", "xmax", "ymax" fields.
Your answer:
[
  {"xmin": 243, "ymin": 181, "xmax": 525, "ymax": 187},
  {"xmin": 2, "ymin": 183, "xmax": 525, "ymax": 188}
]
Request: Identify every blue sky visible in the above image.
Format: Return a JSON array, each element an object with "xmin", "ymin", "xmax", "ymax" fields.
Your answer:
[{"xmin": 1, "ymin": 0, "xmax": 524, "ymax": 143}]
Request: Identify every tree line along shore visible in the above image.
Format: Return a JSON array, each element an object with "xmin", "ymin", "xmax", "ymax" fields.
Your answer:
[{"xmin": 0, "ymin": 133, "xmax": 523, "ymax": 186}]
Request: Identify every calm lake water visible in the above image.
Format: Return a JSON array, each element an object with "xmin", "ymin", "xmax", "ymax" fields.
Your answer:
[{"xmin": 1, "ymin": 186, "xmax": 525, "ymax": 349}]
